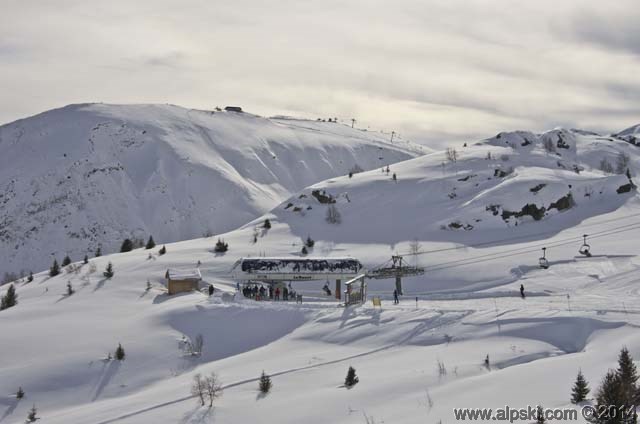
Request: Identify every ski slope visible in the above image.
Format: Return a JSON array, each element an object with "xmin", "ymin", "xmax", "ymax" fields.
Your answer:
[
  {"xmin": 0, "ymin": 103, "xmax": 422, "ymax": 279},
  {"xmin": 1, "ymin": 125, "xmax": 640, "ymax": 423}
]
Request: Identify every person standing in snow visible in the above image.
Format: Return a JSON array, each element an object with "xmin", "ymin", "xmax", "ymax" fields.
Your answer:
[
  {"xmin": 520, "ymin": 284, "xmax": 525, "ymax": 299},
  {"xmin": 275, "ymin": 287, "xmax": 280, "ymax": 301},
  {"xmin": 208, "ymin": 284, "xmax": 214, "ymax": 296},
  {"xmin": 393, "ymin": 289, "xmax": 399, "ymax": 304}
]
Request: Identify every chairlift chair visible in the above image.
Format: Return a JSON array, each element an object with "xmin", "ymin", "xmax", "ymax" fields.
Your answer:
[
  {"xmin": 578, "ymin": 234, "xmax": 592, "ymax": 257},
  {"xmin": 538, "ymin": 247, "xmax": 549, "ymax": 269}
]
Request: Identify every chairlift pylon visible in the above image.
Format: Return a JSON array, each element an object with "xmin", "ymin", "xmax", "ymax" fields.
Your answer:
[
  {"xmin": 579, "ymin": 234, "xmax": 592, "ymax": 257},
  {"xmin": 538, "ymin": 247, "xmax": 549, "ymax": 269}
]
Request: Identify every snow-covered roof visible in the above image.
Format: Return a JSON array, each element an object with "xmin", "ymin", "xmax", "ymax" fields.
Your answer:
[{"xmin": 166, "ymin": 268, "xmax": 201, "ymax": 281}]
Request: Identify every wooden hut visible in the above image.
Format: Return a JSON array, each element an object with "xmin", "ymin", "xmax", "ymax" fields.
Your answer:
[{"xmin": 165, "ymin": 269, "xmax": 202, "ymax": 295}]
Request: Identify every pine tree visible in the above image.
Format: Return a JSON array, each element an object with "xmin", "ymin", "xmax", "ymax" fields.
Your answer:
[
  {"xmin": 120, "ymin": 238, "xmax": 133, "ymax": 252},
  {"xmin": 27, "ymin": 271, "xmax": 33, "ymax": 283},
  {"xmin": 536, "ymin": 405, "xmax": 545, "ymax": 423},
  {"xmin": 617, "ymin": 347, "xmax": 639, "ymax": 406},
  {"xmin": 345, "ymin": 366, "xmax": 359, "ymax": 388},
  {"xmin": 49, "ymin": 259, "xmax": 60, "ymax": 277},
  {"xmin": 158, "ymin": 245, "xmax": 166, "ymax": 255},
  {"xmin": 103, "ymin": 262, "xmax": 114, "ymax": 279},
  {"xmin": 95, "ymin": 246, "xmax": 102, "ymax": 257},
  {"xmin": 214, "ymin": 238, "xmax": 228, "ymax": 253},
  {"xmin": 62, "ymin": 255, "xmax": 72, "ymax": 267},
  {"xmin": 595, "ymin": 370, "xmax": 623, "ymax": 423},
  {"xmin": 115, "ymin": 343, "xmax": 125, "ymax": 361},
  {"xmin": 83, "ymin": 255, "xmax": 89, "ymax": 264},
  {"xmin": 27, "ymin": 404, "xmax": 37, "ymax": 422},
  {"xmin": 263, "ymin": 219, "xmax": 271, "ymax": 229},
  {"xmin": 306, "ymin": 236, "xmax": 315, "ymax": 248},
  {"xmin": 16, "ymin": 386, "xmax": 24, "ymax": 399},
  {"xmin": 259, "ymin": 371, "xmax": 272, "ymax": 394},
  {"xmin": 145, "ymin": 236, "xmax": 156, "ymax": 250},
  {"xmin": 571, "ymin": 369, "xmax": 590, "ymax": 403},
  {"xmin": 1, "ymin": 284, "xmax": 18, "ymax": 310}
]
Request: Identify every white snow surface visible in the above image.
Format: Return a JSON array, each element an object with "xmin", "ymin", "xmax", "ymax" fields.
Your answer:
[
  {"xmin": 2, "ymin": 124, "xmax": 640, "ymax": 423},
  {"xmin": 0, "ymin": 103, "xmax": 422, "ymax": 277}
]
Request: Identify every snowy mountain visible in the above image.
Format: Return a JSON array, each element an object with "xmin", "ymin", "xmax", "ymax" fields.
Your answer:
[
  {"xmin": 2, "ymin": 124, "xmax": 640, "ymax": 424},
  {"xmin": 0, "ymin": 104, "xmax": 422, "ymax": 278},
  {"xmin": 269, "ymin": 127, "xmax": 640, "ymax": 251},
  {"xmin": 615, "ymin": 123, "xmax": 640, "ymax": 145}
]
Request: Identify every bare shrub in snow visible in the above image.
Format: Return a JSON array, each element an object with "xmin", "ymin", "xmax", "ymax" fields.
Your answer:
[
  {"xmin": 183, "ymin": 334, "xmax": 204, "ymax": 356},
  {"xmin": 599, "ymin": 158, "xmax": 614, "ymax": 174},
  {"xmin": 446, "ymin": 147, "xmax": 458, "ymax": 163},
  {"xmin": 543, "ymin": 138, "xmax": 556, "ymax": 153},
  {"xmin": 437, "ymin": 359, "xmax": 447, "ymax": 377},
  {"xmin": 204, "ymin": 373, "xmax": 223, "ymax": 407},
  {"xmin": 193, "ymin": 373, "xmax": 223, "ymax": 407},
  {"xmin": 616, "ymin": 152, "xmax": 630, "ymax": 174},
  {"xmin": 192, "ymin": 373, "xmax": 207, "ymax": 406},
  {"xmin": 326, "ymin": 205, "xmax": 341, "ymax": 224}
]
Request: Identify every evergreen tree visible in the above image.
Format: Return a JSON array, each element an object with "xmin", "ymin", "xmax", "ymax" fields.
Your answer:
[
  {"xmin": 259, "ymin": 371, "xmax": 272, "ymax": 394},
  {"xmin": 145, "ymin": 236, "xmax": 156, "ymax": 250},
  {"xmin": 571, "ymin": 369, "xmax": 590, "ymax": 404},
  {"xmin": 120, "ymin": 238, "xmax": 133, "ymax": 252},
  {"xmin": 1, "ymin": 284, "xmax": 18, "ymax": 311},
  {"xmin": 67, "ymin": 281, "xmax": 74, "ymax": 296},
  {"xmin": 617, "ymin": 347, "xmax": 639, "ymax": 406},
  {"xmin": 49, "ymin": 259, "xmax": 60, "ymax": 277},
  {"xmin": 344, "ymin": 366, "xmax": 359, "ymax": 388},
  {"xmin": 115, "ymin": 343, "xmax": 125, "ymax": 361},
  {"xmin": 95, "ymin": 246, "xmax": 102, "ymax": 257},
  {"xmin": 16, "ymin": 387, "xmax": 24, "ymax": 399},
  {"xmin": 214, "ymin": 238, "xmax": 228, "ymax": 253},
  {"xmin": 536, "ymin": 405, "xmax": 545, "ymax": 423},
  {"xmin": 27, "ymin": 404, "xmax": 37, "ymax": 422},
  {"xmin": 158, "ymin": 245, "xmax": 166, "ymax": 255},
  {"xmin": 306, "ymin": 236, "xmax": 315, "ymax": 248},
  {"xmin": 103, "ymin": 262, "xmax": 114, "ymax": 279},
  {"xmin": 27, "ymin": 271, "xmax": 33, "ymax": 283},
  {"xmin": 595, "ymin": 370, "xmax": 623, "ymax": 423},
  {"xmin": 83, "ymin": 255, "xmax": 89, "ymax": 264},
  {"xmin": 62, "ymin": 255, "xmax": 72, "ymax": 267},
  {"xmin": 263, "ymin": 219, "xmax": 271, "ymax": 229}
]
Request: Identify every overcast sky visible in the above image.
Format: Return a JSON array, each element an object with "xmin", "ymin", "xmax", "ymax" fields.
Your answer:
[{"xmin": 2, "ymin": 0, "xmax": 639, "ymax": 148}]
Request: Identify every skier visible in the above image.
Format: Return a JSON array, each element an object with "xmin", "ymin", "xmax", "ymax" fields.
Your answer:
[
  {"xmin": 393, "ymin": 289, "xmax": 399, "ymax": 304},
  {"xmin": 208, "ymin": 284, "xmax": 214, "ymax": 296},
  {"xmin": 520, "ymin": 284, "xmax": 525, "ymax": 299}
]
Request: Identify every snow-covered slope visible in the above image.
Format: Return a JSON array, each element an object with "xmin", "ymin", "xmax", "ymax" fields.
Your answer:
[
  {"xmin": 615, "ymin": 123, "xmax": 640, "ymax": 145},
  {"xmin": 2, "ymin": 125, "xmax": 640, "ymax": 424},
  {"xmin": 271, "ymin": 127, "xmax": 639, "ymax": 249},
  {"xmin": 0, "ymin": 104, "xmax": 421, "ymax": 278}
]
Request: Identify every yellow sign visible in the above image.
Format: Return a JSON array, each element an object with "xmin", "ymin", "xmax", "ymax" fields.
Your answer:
[{"xmin": 372, "ymin": 296, "xmax": 381, "ymax": 307}]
